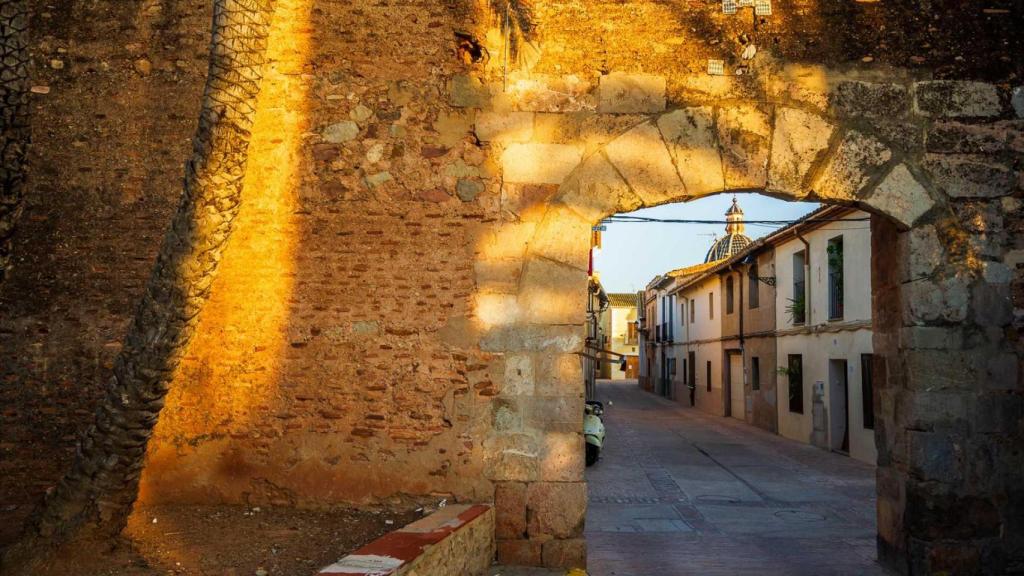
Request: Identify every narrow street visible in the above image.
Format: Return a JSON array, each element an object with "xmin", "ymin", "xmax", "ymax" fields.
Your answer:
[{"xmin": 586, "ymin": 379, "xmax": 889, "ymax": 576}]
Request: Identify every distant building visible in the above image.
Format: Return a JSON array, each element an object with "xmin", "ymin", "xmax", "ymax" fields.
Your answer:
[
  {"xmin": 638, "ymin": 200, "xmax": 877, "ymax": 464},
  {"xmin": 600, "ymin": 293, "xmax": 640, "ymax": 379}
]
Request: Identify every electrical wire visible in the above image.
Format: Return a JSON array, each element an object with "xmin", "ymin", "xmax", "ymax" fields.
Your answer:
[{"xmin": 602, "ymin": 216, "xmax": 870, "ymax": 225}]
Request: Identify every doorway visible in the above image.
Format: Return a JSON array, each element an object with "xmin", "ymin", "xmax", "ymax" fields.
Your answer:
[
  {"xmin": 829, "ymin": 359, "xmax": 850, "ymax": 454},
  {"xmin": 728, "ymin": 352, "xmax": 744, "ymax": 421}
]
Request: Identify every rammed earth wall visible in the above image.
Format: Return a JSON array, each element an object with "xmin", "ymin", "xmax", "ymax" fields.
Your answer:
[{"xmin": 0, "ymin": 0, "xmax": 1021, "ymax": 572}]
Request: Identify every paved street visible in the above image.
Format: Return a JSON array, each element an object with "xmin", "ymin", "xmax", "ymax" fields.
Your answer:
[{"xmin": 586, "ymin": 379, "xmax": 890, "ymax": 576}]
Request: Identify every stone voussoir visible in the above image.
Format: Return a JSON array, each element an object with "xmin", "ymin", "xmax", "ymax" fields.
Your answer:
[
  {"xmin": 811, "ymin": 129, "xmax": 892, "ymax": 202},
  {"xmin": 657, "ymin": 107, "xmax": 726, "ymax": 198},
  {"xmin": 865, "ymin": 163, "xmax": 935, "ymax": 229},
  {"xmin": 603, "ymin": 121, "xmax": 683, "ymax": 205},
  {"xmin": 768, "ymin": 106, "xmax": 836, "ymax": 195}
]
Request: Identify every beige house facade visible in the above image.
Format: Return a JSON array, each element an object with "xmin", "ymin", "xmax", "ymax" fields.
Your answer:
[
  {"xmin": 774, "ymin": 207, "xmax": 877, "ymax": 464},
  {"xmin": 641, "ymin": 204, "xmax": 876, "ymax": 463}
]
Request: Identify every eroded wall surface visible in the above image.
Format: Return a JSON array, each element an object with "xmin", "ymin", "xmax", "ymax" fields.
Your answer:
[{"xmin": 1, "ymin": 0, "xmax": 1022, "ymax": 572}]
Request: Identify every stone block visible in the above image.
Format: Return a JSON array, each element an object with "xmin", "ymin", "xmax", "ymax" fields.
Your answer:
[
  {"xmin": 525, "ymin": 395, "xmax": 582, "ymax": 434},
  {"xmin": 479, "ymin": 324, "xmax": 584, "ymax": 353},
  {"xmin": 532, "ymin": 112, "xmax": 588, "ymax": 143},
  {"xmin": 899, "ymin": 390, "xmax": 971, "ymax": 432},
  {"xmin": 534, "ymin": 353, "xmax": 583, "ymax": 396},
  {"xmin": 717, "ymin": 104, "xmax": 771, "ymax": 190},
  {"xmin": 456, "ymin": 178, "xmax": 485, "ymax": 201},
  {"xmin": 908, "ymin": 430, "xmax": 963, "ymax": 484},
  {"xmin": 604, "ymin": 122, "xmax": 683, "ymax": 205},
  {"xmin": 474, "ymin": 292, "xmax": 520, "ymax": 327},
  {"xmin": 657, "ymin": 107, "xmax": 726, "ymax": 198},
  {"xmin": 501, "ymin": 74, "xmax": 596, "ymax": 112},
  {"xmin": 902, "ymin": 275, "xmax": 969, "ymax": 324},
  {"xmin": 526, "ymin": 481, "xmax": 587, "ymax": 538},
  {"xmin": 598, "ymin": 72, "xmax": 667, "ymax": 114},
  {"xmin": 432, "ymin": 110, "xmax": 475, "ymax": 147},
  {"xmin": 526, "ymin": 204, "xmax": 593, "ymax": 271},
  {"xmin": 914, "ymin": 81, "xmax": 1002, "ymax": 118},
  {"xmin": 926, "ymin": 121, "xmax": 1024, "ymax": 155},
  {"xmin": 492, "ymin": 397, "xmax": 524, "ymax": 433},
  {"xmin": 475, "ymin": 111, "xmax": 535, "ymax": 143},
  {"xmin": 867, "ymin": 164, "xmax": 934, "ymax": 228},
  {"xmin": 984, "ymin": 352, "xmax": 1018, "ymax": 391},
  {"xmin": 322, "ymin": 120, "xmax": 359, "ymax": 143},
  {"xmin": 503, "ymin": 354, "xmax": 536, "ymax": 396},
  {"xmin": 450, "ymin": 74, "xmax": 489, "ymax": 108},
  {"xmin": 832, "ymin": 81, "xmax": 910, "ymax": 118},
  {"xmin": 494, "ymin": 482, "xmax": 528, "ymax": 539},
  {"xmin": 766, "ymin": 63, "xmax": 829, "ymax": 110},
  {"xmin": 542, "ymin": 538, "xmax": 587, "ymax": 569},
  {"xmin": 557, "ymin": 152, "xmax": 639, "ymax": 224},
  {"xmin": 540, "ymin": 432, "xmax": 584, "ymax": 482},
  {"xmin": 517, "ymin": 258, "xmax": 589, "ymax": 324},
  {"xmin": 496, "ymin": 539, "xmax": 543, "ymax": 566},
  {"xmin": 502, "ymin": 143, "xmax": 583, "ymax": 185},
  {"xmin": 475, "ymin": 222, "xmax": 536, "ymax": 261},
  {"xmin": 900, "ymin": 326, "xmax": 963, "ymax": 350},
  {"xmin": 903, "ymin": 350, "xmax": 976, "ymax": 392},
  {"xmin": 975, "ymin": 394, "xmax": 1024, "ymax": 433},
  {"xmin": 972, "ymin": 282, "xmax": 1013, "ymax": 327},
  {"xmin": 484, "ymin": 433, "xmax": 540, "ymax": 481},
  {"xmin": 1013, "ymin": 86, "xmax": 1024, "ymax": 118},
  {"xmin": 502, "ymin": 183, "xmax": 560, "ymax": 216},
  {"xmin": 768, "ymin": 107, "xmax": 835, "ymax": 195},
  {"xmin": 812, "ymin": 130, "xmax": 891, "ymax": 201},
  {"xmin": 474, "ymin": 258, "xmax": 522, "ymax": 293},
  {"xmin": 923, "ymin": 154, "xmax": 1015, "ymax": 198}
]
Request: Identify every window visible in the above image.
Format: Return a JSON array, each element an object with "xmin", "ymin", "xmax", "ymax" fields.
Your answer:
[
  {"xmin": 791, "ymin": 251, "xmax": 806, "ymax": 325},
  {"xmin": 861, "ymin": 354, "xmax": 874, "ymax": 429},
  {"xmin": 748, "ymin": 262, "xmax": 760, "ymax": 309},
  {"xmin": 706, "ymin": 360, "xmax": 712, "ymax": 392},
  {"xmin": 688, "ymin": 351, "xmax": 696, "ymax": 389},
  {"xmin": 787, "ymin": 354, "xmax": 803, "ymax": 413},
  {"xmin": 627, "ymin": 322, "xmax": 638, "ymax": 345},
  {"xmin": 690, "ymin": 299, "xmax": 695, "ymax": 323},
  {"xmin": 669, "ymin": 358, "xmax": 677, "ymax": 377},
  {"xmin": 726, "ymin": 276, "xmax": 735, "ymax": 314},
  {"xmin": 751, "ymin": 357, "xmax": 760, "ymax": 391},
  {"xmin": 668, "ymin": 295, "xmax": 675, "ymax": 341},
  {"xmin": 828, "ymin": 236, "xmax": 844, "ymax": 320},
  {"xmin": 708, "ymin": 292, "xmax": 714, "ymax": 320}
]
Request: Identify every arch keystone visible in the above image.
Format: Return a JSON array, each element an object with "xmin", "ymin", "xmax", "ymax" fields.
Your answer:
[
  {"xmin": 603, "ymin": 122, "xmax": 684, "ymax": 206},
  {"xmin": 865, "ymin": 164, "xmax": 935, "ymax": 229}
]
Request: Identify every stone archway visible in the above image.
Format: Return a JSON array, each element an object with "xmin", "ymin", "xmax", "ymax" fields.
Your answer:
[{"xmin": 477, "ymin": 76, "xmax": 1018, "ymax": 573}]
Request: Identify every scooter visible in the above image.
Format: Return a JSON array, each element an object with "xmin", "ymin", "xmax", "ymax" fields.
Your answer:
[{"xmin": 584, "ymin": 400, "xmax": 606, "ymax": 466}]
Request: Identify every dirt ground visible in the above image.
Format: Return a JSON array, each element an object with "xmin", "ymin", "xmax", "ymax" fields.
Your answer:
[{"xmin": 16, "ymin": 504, "xmax": 423, "ymax": 576}]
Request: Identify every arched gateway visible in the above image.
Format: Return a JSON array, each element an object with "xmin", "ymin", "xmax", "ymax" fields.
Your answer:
[{"xmin": 470, "ymin": 75, "xmax": 1018, "ymax": 573}]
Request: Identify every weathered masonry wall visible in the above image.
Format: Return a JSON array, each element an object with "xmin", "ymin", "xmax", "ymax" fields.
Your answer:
[
  {"xmin": 460, "ymin": 70, "xmax": 1024, "ymax": 571},
  {"xmin": 0, "ymin": 0, "xmax": 1021, "ymax": 573}
]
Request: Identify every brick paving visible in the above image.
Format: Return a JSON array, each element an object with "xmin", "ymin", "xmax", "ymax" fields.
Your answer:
[{"xmin": 585, "ymin": 379, "xmax": 890, "ymax": 576}]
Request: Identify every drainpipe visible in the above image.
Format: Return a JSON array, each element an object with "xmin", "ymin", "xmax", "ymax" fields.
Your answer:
[{"xmin": 795, "ymin": 226, "xmax": 811, "ymax": 326}]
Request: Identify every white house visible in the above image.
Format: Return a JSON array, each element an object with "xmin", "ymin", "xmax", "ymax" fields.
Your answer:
[{"xmin": 773, "ymin": 205, "xmax": 877, "ymax": 464}]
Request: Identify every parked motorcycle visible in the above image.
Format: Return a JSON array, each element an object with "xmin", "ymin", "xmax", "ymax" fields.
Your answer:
[{"xmin": 584, "ymin": 400, "xmax": 606, "ymax": 466}]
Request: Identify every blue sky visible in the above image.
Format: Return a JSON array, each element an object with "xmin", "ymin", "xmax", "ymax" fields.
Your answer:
[{"xmin": 593, "ymin": 193, "xmax": 819, "ymax": 294}]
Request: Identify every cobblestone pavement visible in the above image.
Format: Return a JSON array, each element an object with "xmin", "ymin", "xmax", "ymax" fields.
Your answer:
[{"xmin": 585, "ymin": 379, "xmax": 890, "ymax": 576}]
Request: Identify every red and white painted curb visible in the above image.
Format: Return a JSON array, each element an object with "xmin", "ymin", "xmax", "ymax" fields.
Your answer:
[{"xmin": 318, "ymin": 504, "xmax": 490, "ymax": 576}]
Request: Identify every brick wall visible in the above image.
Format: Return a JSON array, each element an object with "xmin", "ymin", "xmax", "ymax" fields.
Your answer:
[{"xmin": 1, "ymin": 0, "xmax": 1021, "ymax": 572}]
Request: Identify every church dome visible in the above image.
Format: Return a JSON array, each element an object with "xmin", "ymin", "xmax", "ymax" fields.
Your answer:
[{"xmin": 704, "ymin": 197, "xmax": 752, "ymax": 262}]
